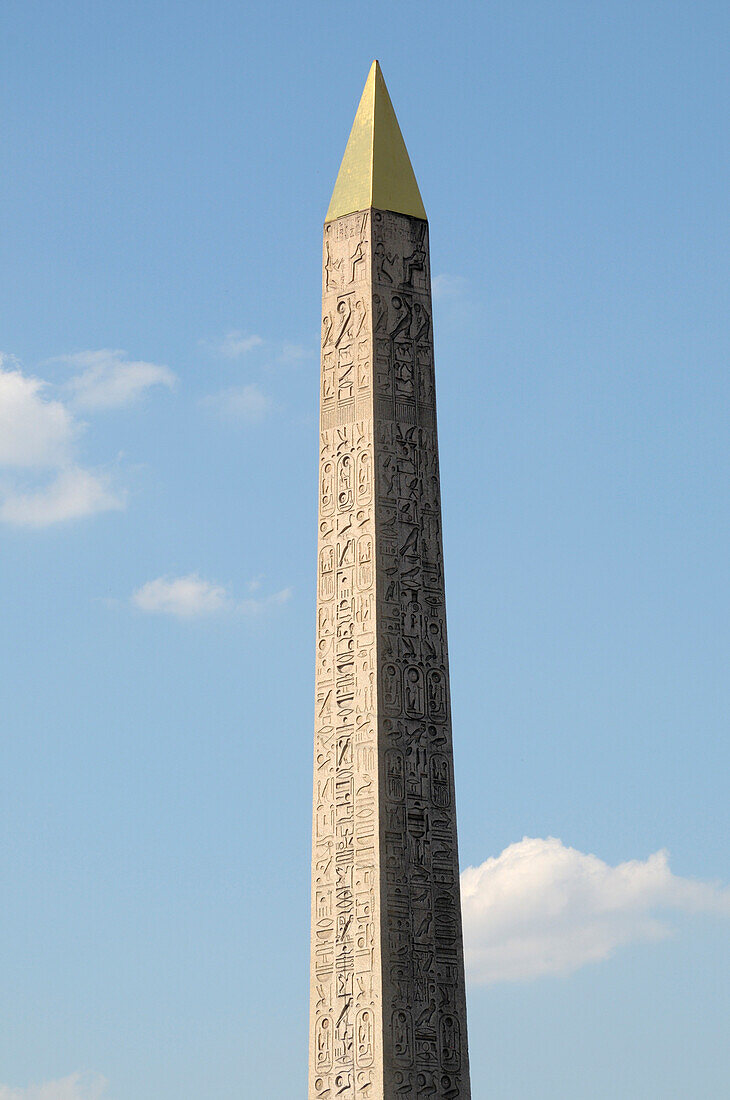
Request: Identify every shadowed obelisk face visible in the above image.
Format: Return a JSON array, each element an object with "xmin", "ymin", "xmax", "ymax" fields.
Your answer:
[{"xmin": 310, "ymin": 61, "xmax": 471, "ymax": 1099}]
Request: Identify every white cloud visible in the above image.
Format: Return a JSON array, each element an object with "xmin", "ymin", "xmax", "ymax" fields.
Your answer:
[
  {"xmin": 216, "ymin": 331, "xmax": 263, "ymax": 359},
  {"xmin": 201, "ymin": 383, "xmax": 271, "ymax": 423},
  {"xmin": 0, "ymin": 1072, "xmax": 109, "ymax": 1100},
  {"xmin": 0, "ymin": 360, "xmax": 77, "ymax": 467},
  {"xmin": 0, "ymin": 356, "xmax": 125, "ymax": 527},
  {"xmin": 58, "ymin": 349, "xmax": 175, "ymax": 410},
  {"xmin": 431, "ymin": 273, "xmax": 468, "ymax": 302},
  {"xmin": 0, "ymin": 467, "xmax": 124, "ymax": 528},
  {"xmin": 132, "ymin": 574, "xmax": 291, "ymax": 618},
  {"xmin": 133, "ymin": 573, "xmax": 229, "ymax": 617},
  {"xmin": 461, "ymin": 836, "xmax": 730, "ymax": 985}
]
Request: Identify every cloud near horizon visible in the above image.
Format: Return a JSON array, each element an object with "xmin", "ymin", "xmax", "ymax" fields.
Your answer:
[
  {"xmin": 461, "ymin": 836, "xmax": 730, "ymax": 985},
  {"xmin": 0, "ymin": 357, "xmax": 124, "ymax": 527},
  {"xmin": 132, "ymin": 573, "xmax": 291, "ymax": 618},
  {"xmin": 0, "ymin": 1072, "xmax": 109, "ymax": 1100}
]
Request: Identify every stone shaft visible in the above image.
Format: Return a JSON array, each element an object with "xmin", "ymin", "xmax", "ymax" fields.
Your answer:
[{"xmin": 310, "ymin": 207, "xmax": 471, "ymax": 1099}]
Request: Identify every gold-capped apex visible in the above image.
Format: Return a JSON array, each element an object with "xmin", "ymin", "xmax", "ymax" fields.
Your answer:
[{"xmin": 325, "ymin": 60, "xmax": 427, "ymax": 223}]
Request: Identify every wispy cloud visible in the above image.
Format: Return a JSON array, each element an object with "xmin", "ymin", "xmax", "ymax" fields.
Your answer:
[
  {"xmin": 0, "ymin": 467, "xmax": 124, "ymax": 528},
  {"xmin": 461, "ymin": 836, "xmax": 730, "ymax": 985},
  {"xmin": 132, "ymin": 573, "xmax": 291, "ymax": 618},
  {"xmin": 214, "ymin": 331, "xmax": 264, "ymax": 359},
  {"xmin": 0, "ymin": 355, "xmax": 124, "ymax": 527},
  {"xmin": 239, "ymin": 586, "xmax": 292, "ymax": 615},
  {"xmin": 201, "ymin": 383, "xmax": 272, "ymax": 423},
  {"xmin": 199, "ymin": 327, "xmax": 313, "ymax": 423},
  {"xmin": 132, "ymin": 573, "xmax": 229, "ymax": 617},
  {"xmin": 202, "ymin": 329, "xmax": 313, "ymax": 367},
  {"xmin": 0, "ymin": 1072, "xmax": 109, "ymax": 1100},
  {"xmin": 56, "ymin": 349, "xmax": 175, "ymax": 410}
]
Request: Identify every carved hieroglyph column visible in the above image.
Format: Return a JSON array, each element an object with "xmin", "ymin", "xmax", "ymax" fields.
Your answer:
[{"xmin": 310, "ymin": 61, "xmax": 472, "ymax": 1099}]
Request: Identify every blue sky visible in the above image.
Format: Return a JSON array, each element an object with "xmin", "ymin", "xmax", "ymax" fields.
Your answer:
[{"xmin": 2, "ymin": 2, "xmax": 730, "ymax": 1097}]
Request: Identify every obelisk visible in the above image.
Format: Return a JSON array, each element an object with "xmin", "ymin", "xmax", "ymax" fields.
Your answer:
[{"xmin": 310, "ymin": 61, "xmax": 471, "ymax": 1099}]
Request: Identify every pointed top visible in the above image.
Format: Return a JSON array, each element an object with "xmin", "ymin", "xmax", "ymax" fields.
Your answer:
[{"xmin": 325, "ymin": 60, "xmax": 427, "ymax": 223}]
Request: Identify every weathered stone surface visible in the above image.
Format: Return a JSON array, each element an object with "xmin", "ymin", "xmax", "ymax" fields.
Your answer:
[{"xmin": 310, "ymin": 66, "xmax": 471, "ymax": 1100}]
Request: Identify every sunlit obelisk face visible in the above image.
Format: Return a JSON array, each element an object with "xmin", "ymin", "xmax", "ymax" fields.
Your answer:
[{"xmin": 310, "ymin": 61, "xmax": 471, "ymax": 1099}]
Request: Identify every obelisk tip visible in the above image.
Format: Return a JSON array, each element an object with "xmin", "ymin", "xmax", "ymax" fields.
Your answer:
[{"xmin": 325, "ymin": 61, "xmax": 426, "ymax": 223}]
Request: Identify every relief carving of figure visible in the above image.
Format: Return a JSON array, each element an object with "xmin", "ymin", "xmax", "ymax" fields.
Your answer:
[
  {"xmin": 413, "ymin": 301, "xmax": 431, "ymax": 343},
  {"xmin": 415, "ymin": 998, "xmax": 437, "ymax": 1035},
  {"xmin": 325, "ymin": 236, "xmax": 341, "ymax": 290},
  {"xmin": 350, "ymin": 238, "xmax": 366, "ymax": 283},
  {"xmin": 403, "ymin": 226, "xmax": 427, "ymax": 287},
  {"xmin": 335, "ymin": 298, "xmax": 353, "ymax": 347},
  {"xmin": 390, "ymin": 295, "xmax": 413, "ymax": 341},
  {"xmin": 417, "ymin": 358, "xmax": 435, "ymax": 406},
  {"xmin": 353, "ymin": 297, "xmax": 367, "ymax": 338},
  {"xmin": 357, "ymin": 357, "xmax": 370, "ymax": 391},
  {"xmin": 373, "ymin": 293, "xmax": 388, "ymax": 333},
  {"xmin": 414, "ymin": 909, "xmax": 433, "ymax": 939},
  {"xmin": 374, "ymin": 240, "xmax": 396, "ymax": 284}
]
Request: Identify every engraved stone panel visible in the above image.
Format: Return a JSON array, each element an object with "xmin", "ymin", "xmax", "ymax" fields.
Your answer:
[
  {"xmin": 311, "ymin": 210, "xmax": 382, "ymax": 1100},
  {"xmin": 310, "ymin": 203, "xmax": 472, "ymax": 1098}
]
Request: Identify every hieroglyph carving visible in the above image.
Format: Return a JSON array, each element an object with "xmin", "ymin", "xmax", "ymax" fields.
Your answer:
[{"xmin": 310, "ymin": 209, "xmax": 471, "ymax": 1098}]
